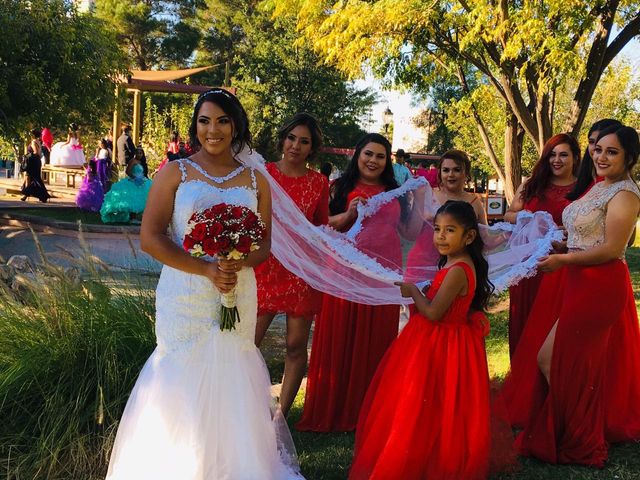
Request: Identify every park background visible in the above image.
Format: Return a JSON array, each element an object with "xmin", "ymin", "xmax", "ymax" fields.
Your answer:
[{"xmin": 1, "ymin": 0, "xmax": 640, "ymax": 478}]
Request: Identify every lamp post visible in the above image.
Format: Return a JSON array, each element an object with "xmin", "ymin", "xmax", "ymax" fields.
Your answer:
[{"xmin": 382, "ymin": 107, "xmax": 393, "ymax": 136}]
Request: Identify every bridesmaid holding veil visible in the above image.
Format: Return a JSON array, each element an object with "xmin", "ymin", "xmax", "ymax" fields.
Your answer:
[{"xmin": 502, "ymin": 125, "xmax": 640, "ymax": 467}]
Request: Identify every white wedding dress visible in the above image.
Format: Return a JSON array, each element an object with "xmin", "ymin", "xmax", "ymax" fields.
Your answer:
[{"xmin": 106, "ymin": 160, "xmax": 303, "ymax": 480}]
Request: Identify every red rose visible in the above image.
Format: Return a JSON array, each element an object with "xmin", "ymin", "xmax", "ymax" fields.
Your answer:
[
  {"xmin": 202, "ymin": 238, "xmax": 219, "ymax": 255},
  {"xmin": 231, "ymin": 206, "xmax": 245, "ymax": 218},
  {"xmin": 209, "ymin": 222, "xmax": 224, "ymax": 237},
  {"xmin": 217, "ymin": 237, "xmax": 231, "ymax": 252},
  {"xmin": 211, "ymin": 203, "xmax": 227, "ymax": 215},
  {"xmin": 183, "ymin": 236, "xmax": 197, "ymax": 251},
  {"xmin": 191, "ymin": 223, "xmax": 207, "ymax": 241},
  {"xmin": 236, "ymin": 236, "xmax": 252, "ymax": 254}
]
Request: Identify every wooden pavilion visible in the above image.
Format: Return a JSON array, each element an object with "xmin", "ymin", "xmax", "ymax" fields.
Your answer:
[{"xmin": 112, "ymin": 66, "xmax": 234, "ymax": 161}]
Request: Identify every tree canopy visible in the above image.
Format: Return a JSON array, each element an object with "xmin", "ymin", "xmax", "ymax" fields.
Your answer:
[
  {"xmin": 0, "ymin": 0, "xmax": 127, "ymax": 143},
  {"xmin": 270, "ymin": 0, "xmax": 640, "ymax": 198}
]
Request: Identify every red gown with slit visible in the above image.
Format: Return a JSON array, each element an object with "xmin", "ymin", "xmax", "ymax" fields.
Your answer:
[
  {"xmin": 498, "ymin": 179, "xmax": 640, "ymax": 467},
  {"xmin": 350, "ymin": 262, "xmax": 491, "ymax": 479},
  {"xmin": 255, "ymin": 163, "xmax": 329, "ymax": 317},
  {"xmin": 507, "ymin": 182, "xmax": 575, "ymax": 357},
  {"xmin": 296, "ymin": 183, "xmax": 401, "ymax": 432}
]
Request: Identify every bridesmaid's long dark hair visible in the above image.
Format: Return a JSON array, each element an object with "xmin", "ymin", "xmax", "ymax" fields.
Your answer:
[
  {"xmin": 566, "ymin": 118, "xmax": 622, "ymax": 201},
  {"xmin": 330, "ymin": 133, "xmax": 407, "ymax": 218},
  {"xmin": 435, "ymin": 200, "xmax": 494, "ymax": 311}
]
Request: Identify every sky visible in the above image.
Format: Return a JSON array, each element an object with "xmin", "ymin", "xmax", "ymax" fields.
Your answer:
[{"xmin": 359, "ymin": 37, "xmax": 640, "ymax": 152}]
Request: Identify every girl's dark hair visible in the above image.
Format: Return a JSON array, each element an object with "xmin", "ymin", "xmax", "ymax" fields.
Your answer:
[
  {"xmin": 596, "ymin": 124, "xmax": 640, "ymax": 172},
  {"xmin": 434, "ymin": 200, "xmax": 494, "ymax": 311},
  {"xmin": 521, "ymin": 133, "xmax": 580, "ymax": 203},
  {"xmin": 30, "ymin": 128, "xmax": 41, "ymax": 139},
  {"xmin": 277, "ymin": 112, "xmax": 323, "ymax": 160},
  {"xmin": 188, "ymin": 89, "xmax": 251, "ymax": 155},
  {"xmin": 69, "ymin": 123, "xmax": 78, "ymax": 132},
  {"xmin": 170, "ymin": 130, "xmax": 179, "ymax": 143},
  {"xmin": 329, "ymin": 133, "xmax": 406, "ymax": 218},
  {"xmin": 437, "ymin": 149, "xmax": 472, "ymax": 185},
  {"xmin": 567, "ymin": 119, "xmax": 623, "ymax": 201}
]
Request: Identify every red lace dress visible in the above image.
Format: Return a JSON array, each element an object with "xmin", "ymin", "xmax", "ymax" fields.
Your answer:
[
  {"xmin": 350, "ymin": 262, "xmax": 491, "ymax": 479},
  {"xmin": 508, "ymin": 182, "xmax": 575, "ymax": 356},
  {"xmin": 296, "ymin": 182, "xmax": 402, "ymax": 432},
  {"xmin": 498, "ymin": 179, "xmax": 640, "ymax": 467},
  {"xmin": 255, "ymin": 162, "xmax": 329, "ymax": 317}
]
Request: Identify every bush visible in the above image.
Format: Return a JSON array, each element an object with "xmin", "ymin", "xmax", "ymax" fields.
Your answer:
[{"xmin": 0, "ymin": 245, "xmax": 155, "ymax": 479}]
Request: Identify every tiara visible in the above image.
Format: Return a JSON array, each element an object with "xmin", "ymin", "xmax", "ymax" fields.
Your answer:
[{"xmin": 197, "ymin": 88, "xmax": 235, "ymax": 103}]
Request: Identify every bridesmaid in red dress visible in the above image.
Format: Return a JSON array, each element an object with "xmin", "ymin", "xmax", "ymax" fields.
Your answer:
[
  {"xmin": 296, "ymin": 133, "xmax": 424, "ymax": 432},
  {"xmin": 508, "ymin": 125, "xmax": 640, "ymax": 467},
  {"xmin": 254, "ymin": 113, "xmax": 329, "ymax": 417},
  {"xmin": 503, "ymin": 134, "xmax": 579, "ymax": 357},
  {"xmin": 350, "ymin": 201, "xmax": 494, "ymax": 479}
]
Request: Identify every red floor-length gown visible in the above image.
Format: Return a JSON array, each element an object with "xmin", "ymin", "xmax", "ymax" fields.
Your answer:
[
  {"xmin": 499, "ymin": 179, "xmax": 640, "ymax": 467},
  {"xmin": 296, "ymin": 183, "xmax": 402, "ymax": 432},
  {"xmin": 350, "ymin": 262, "xmax": 491, "ymax": 479},
  {"xmin": 255, "ymin": 163, "xmax": 329, "ymax": 317},
  {"xmin": 508, "ymin": 182, "xmax": 575, "ymax": 357}
]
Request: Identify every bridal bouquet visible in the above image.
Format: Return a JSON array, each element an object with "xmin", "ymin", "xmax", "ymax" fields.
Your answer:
[{"xmin": 183, "ymin": 203, "xmax": 266, "ymax": 331}]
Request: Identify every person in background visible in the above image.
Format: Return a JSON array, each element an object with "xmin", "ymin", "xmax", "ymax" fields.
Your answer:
[
  {"xmin": 41, "ymin": 127, "xmax": 53, "ymax": 165},
  {"xmin": 21, "ymin": 129, "xmax": 50, "ymax": 203},
  {"xmin": 103, "ymin": 129, "xmax": 114, "ymax": 151},
  {"xmin": 116, "ymin": 124, "xmax": 135, "ymax": 169},
  {"xmin": 392, "ymin": 148, "xmax": 413, "ymax": 185},
  {"xmin": 320, "ymin": 161, "xmax": 333, "ymax": 181}
]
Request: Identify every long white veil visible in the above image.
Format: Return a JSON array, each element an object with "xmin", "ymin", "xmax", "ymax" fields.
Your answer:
[{"xmin": 239, "ymin": 149, "xmax": 561, "ymax": 305}]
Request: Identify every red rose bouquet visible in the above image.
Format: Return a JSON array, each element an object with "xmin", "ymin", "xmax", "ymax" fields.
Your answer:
[{"xmin": 183, "ymin": 203, "xmax": 266, "ymax": 331}]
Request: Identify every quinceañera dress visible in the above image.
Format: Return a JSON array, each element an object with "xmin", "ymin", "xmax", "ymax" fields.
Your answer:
[{"xmin": 106, "ymin": 159, "xmax": 303, "ymax": 480}]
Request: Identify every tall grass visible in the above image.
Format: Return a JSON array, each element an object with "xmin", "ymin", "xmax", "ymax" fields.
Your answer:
[{"xmin": 0, "ymin": 238, "xmax": 155, "ymax": 479}]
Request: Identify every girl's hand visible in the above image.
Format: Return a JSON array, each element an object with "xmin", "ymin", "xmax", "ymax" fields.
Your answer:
[
  {"xmin": 394, "ymin": 281, "xmax": 420, "ymax": 298},
  {"xmin": 203, "ymin": 261, "xmax": 237, "ymax": 293},
  {"xmin": 537, "ymin": 254, "xmax": 565, "ymax": 273}
]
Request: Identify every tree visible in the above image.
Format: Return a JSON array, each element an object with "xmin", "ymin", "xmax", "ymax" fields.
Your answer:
[
  {"xmin": 195, "ymin": 3, "xmax": 376, "ymax": 160},
  {"xmin": 94, "ymin": 0, "xmax": 201, "ymax": 70},
  {"xmin": 270, "ymin": 0, "xmax": 640, "ymax": 200},
  {"xmin": 0, "ymin": 0, "xmax": 127, "ymax": 146}
]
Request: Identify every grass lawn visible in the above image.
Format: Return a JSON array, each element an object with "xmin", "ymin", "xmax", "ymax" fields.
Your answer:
[{"xmin": 273, "ymin": 248, "xmax": 640, "ymax": 480}]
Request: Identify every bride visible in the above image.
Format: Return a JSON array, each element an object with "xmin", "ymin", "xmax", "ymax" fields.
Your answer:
[{"xmin": 106, "ymin": 89, "xmax": 302, "ymax": 479}]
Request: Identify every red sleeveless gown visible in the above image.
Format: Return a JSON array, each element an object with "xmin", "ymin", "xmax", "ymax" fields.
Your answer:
[{"xmin": 350, "ymin": 263, "xmax": 491, "ymax": 479}]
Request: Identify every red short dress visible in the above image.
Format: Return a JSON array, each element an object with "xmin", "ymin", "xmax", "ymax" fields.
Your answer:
[
  {"xmin": 255, "ymin": 162, "xmax": 329, "ymax": 317},
  {"xmin": 296, "ymin": 182, "xmax": 402, "ymax": 432},
  {"xmin": 508, "ymin": 182, "xmax": 574, "ymax": 356},
  {"xmin": 350, "ymin": 262, "xmax": 492, "ymax": 479}
]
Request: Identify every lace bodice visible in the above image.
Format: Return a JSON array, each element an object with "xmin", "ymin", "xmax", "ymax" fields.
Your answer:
[
  {"xmin": 563, "ymin": 178, "xmax": 640, "ymax": 252},
  {"xmin": 155, "ymin": 159, "xmax": 260, "ymax": 354}
]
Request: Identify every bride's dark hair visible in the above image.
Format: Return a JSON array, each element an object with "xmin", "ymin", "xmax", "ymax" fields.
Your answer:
[{"xmin": 188, "ymin": 89, "xmax": 252, "ymax": 155}]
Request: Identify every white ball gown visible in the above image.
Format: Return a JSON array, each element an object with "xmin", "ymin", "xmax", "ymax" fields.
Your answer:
[
  {"xmin": 106, "ymin": 160, "xmax": 303, "ymax": 480},
  {"xmin": 50, "ymin": 136, "xmax": 85, "ymax": 167}
]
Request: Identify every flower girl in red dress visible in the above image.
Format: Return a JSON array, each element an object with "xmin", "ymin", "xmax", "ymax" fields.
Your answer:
[{"xmin": 350, "ymin": 200, "xmax": 494, "ymax": 480}]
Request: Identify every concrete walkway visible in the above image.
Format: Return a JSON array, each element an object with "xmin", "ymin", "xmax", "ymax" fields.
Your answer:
[{"xmin": 0, "ymin": 196, "xmax": 160, "ymax": 272}]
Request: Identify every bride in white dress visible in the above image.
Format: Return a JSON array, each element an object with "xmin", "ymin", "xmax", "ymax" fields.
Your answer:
[{"xmin": 106, "ymin": 89, "xmax": 303, "ymax": 480}]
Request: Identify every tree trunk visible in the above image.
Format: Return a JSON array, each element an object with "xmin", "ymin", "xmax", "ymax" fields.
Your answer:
[{"xmin": 504, "ymin": 109, "xmax": 524, "ymax": 203}]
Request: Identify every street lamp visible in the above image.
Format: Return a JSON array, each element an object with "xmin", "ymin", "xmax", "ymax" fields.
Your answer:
[{"xmin": 382, "ymin": 107, "xmax": 393, "ymax": 135}]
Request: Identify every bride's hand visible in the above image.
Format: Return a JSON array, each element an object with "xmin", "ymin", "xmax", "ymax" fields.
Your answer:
[{"xmin": 203, "ymin": 261, "xmax": 238, "ymax": 293}]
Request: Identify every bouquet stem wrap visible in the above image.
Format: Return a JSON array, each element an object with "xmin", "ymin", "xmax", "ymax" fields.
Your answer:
[{"xmin": 220, "ymin": 286, "xmax": 240, "ymax": 331}]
